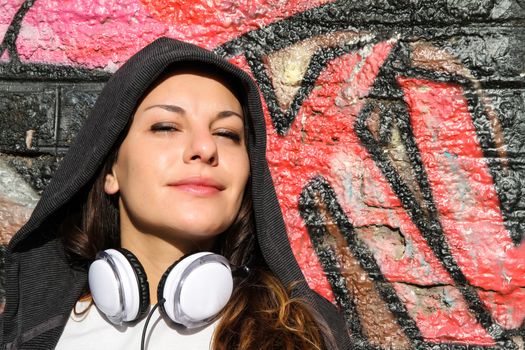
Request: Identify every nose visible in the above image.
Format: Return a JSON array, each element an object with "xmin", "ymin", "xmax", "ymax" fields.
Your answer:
[{"xmin": 183, "ymin": 130, "xmax": 219, "ymax": 166}]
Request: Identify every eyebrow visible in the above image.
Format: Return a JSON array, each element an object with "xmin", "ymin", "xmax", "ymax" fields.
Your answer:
[{"xmin": 144, "ymin": 104, "xmax": 243, "ymax": 119}]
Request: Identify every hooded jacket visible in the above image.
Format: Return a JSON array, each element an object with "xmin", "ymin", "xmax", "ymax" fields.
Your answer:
[{"xmin": 2, "ymin": 37, "xmax": 351, "ymax": 350}]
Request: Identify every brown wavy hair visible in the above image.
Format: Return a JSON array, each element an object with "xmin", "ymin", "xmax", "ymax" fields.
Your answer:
[{"xmin": 57, "ymin": 69, "xmax": 328, "ymax": 350}]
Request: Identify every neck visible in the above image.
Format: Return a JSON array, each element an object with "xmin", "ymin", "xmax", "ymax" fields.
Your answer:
[
  {"xmin": 121, "ymin": 233, "xmax": 177, "ymax": 305},
  {"xmin": 119, "ymin": 221, "xmax": 215, "ymax": 305}
]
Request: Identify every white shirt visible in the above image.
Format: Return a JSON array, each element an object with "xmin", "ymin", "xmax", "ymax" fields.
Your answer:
[{"xmin": 56, "ymin": 301, "xmax": 217, "ymax": 349}]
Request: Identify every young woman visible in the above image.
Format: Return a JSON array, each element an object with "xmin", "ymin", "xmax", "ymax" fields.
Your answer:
[{"xmin": 2, "ymin": 38, "xmax": 350, "ymax": 349}]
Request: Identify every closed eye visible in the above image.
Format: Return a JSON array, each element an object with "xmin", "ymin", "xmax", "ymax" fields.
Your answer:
[
  {"xmin": 151, "ymin": 122, "xmax": 179, "ymax": 132},
  {"xmin": 214, "ymin": 130, "xmax": 241, "ymax": 143}
]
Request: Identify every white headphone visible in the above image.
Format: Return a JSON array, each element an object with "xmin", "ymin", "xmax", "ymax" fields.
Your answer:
[{"xmin": 88, "ymin": 248, "xmax": 234, "ymax": 329}]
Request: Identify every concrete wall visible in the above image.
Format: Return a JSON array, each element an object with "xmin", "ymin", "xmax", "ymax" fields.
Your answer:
[{"xmin": 1, "ymin": 0, "xmax": 524, "ymax": 348}]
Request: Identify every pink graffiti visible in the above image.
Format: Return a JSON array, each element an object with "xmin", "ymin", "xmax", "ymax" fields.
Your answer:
[
  {"xmin": 15, "ymin": 0, "xmax": 167, "ymax": 68},
  {"xmin": 0, "ymin": 0, "xmax": 25, "ymax": 61},
  {"xmin": 8, "ymin": 0, "xmax": 333, "ymax": 69}
]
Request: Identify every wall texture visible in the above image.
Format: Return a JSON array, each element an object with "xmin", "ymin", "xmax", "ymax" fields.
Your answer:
[{"xmin": 1, "ymin": 0, "xmax": 525, "ymax": 348}]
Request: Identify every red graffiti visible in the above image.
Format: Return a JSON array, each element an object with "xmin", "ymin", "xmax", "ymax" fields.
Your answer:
[
  {"xmin": 255, "ymin": 41, "xmax": 522, "ymax": 344},
  {"xmin": 141, "ymin": 0, "xmax": 332, "ymax": 46},
  {"xmin": 401, "ymin": 77, "xmax": 525, "ymax": 330}
]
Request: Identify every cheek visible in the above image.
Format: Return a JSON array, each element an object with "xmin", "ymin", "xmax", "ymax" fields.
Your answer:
[
  {"xmin": 241, "ymin": 151, "xmax": 250, "ymax": 180},
  {"xmin": 145, "ymin": 150, "xmax": 174, "ymax": 173},
  {"xmin": 116, "ymin": 143, "xmax": 176, "ymax": 188},
  {"xmin": 233, "ymin": 154, "xmax": 250, "ymax": 193},
  {"xmin": 241, "ymin": 162, "xmax": 250, "ymax": 189}
]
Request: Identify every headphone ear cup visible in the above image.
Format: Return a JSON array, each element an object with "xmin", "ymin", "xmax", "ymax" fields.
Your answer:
[
  {"xmin": 157, "ymin": 252, "xmax": 233, "ymax": 329},
  {"xmin": 88, "ymin": 248, "xmax": 150, "ymax": 324}
]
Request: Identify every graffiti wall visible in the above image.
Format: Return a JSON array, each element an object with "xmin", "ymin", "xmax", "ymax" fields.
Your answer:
[{"xmin": 1, "ymin": 0, "xmax": 525, "ymax": 348}]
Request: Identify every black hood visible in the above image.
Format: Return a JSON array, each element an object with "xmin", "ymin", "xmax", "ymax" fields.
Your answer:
[{"xmin": 5, "ymin": 37, "xmax": 350, "ymax": 349}]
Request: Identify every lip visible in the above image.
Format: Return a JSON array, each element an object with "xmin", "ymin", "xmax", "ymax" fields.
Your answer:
[{"xmin": 168, "ymin": 177, "xmax": 225, "ymax": 195}]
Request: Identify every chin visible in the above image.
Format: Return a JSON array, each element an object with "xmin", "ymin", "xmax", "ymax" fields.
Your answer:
[
  {"xmin": 170, "ymin": 212, "xmax": 234, "ymax": 233},
  {"xmin": 164, "ymin": 221, "xmax": 228, "ymax": 240},
  {"xmin": 182, "ymin": 225, "xmax": 228, "ymax": 239}
]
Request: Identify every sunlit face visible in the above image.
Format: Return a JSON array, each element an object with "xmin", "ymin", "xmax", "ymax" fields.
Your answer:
[{"xmin": 104, "ymin": 71, "xmax": 250, "ymax": 248}]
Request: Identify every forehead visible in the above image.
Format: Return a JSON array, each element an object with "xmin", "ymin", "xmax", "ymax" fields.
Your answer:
[{"xmin": 137, "ymin": 70, "xmax": 243, "ymax": 110}]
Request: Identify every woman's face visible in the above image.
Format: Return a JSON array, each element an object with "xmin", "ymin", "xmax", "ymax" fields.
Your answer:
[{"xmin": 104, "ymin": 71, "xmax": 250, "ymax": 247}]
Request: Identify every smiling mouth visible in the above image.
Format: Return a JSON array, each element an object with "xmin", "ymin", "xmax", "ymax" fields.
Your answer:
[
  {"xmin": 170, "ymin": 183, "xmax": 222, "ymax": 195},
  {"xmin": 168, "ymin": 178, "xmax": 225, "ymax": 195}
]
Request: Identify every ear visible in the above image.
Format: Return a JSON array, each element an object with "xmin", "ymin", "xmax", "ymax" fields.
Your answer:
[{"xmin": 104, "ymin": 168, "xmax": 120, "ymax": 195}]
